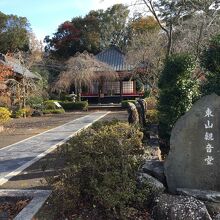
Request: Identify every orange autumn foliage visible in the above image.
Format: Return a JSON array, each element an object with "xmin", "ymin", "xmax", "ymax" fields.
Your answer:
[
  {"xmin": 0, "ymin": 63, "xmax": 13, "ymax": 81},
  {"xmin": 131, "ymin": 16, "xmax": 159, "ymax": 33}
]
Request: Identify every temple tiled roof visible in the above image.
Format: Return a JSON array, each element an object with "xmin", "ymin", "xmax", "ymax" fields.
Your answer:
[
  {"xmin": 0, "ymin": 53, "xmax": 40, "ymax": 79},
  {"xmin": 95, "ymin": 46, "xmax": 133, "ymax": 71}
]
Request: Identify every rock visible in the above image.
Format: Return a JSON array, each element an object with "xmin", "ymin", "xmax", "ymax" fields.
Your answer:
[
  {"xmin": 165, "ymin": 94, "xmax": 220, "ymax": 193},
  {"xmin": 139, "ymin": 173, "xmax": 165, "ymax": 192},
  {"xmin": 142, "ymin": 160, "xmax": 166, "ymax": 184},
  {"xmin": 205, "ymin": 202, "xmax": 220, "ymax": 219},
  {"xmin": 177, "ymin": 188, "xmax": 220, "ymax": 203},
  {"xmin": 135, "ymin": 101, "xmax": 143, "ymax": 126},
  {"xmin": 31, "ymin": 110, "xmax": 43, "ymax": 117},
  {"xmin": 152, "ymin": 194, "xmax": 212, "ymax": 220},
  {"xmin": 127, "ymin": 102, "xmax": 139, "ymax": 124},
  {"xmin": 137, "ymin": 99, "xmax": 148, "ymax": 126},
  {"xmin": 146, "ymin": 146, "xmax": 161, "ymax": 160}
]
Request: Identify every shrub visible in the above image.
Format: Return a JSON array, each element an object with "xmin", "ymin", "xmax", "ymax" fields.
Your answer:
[
  {"xmin": 0, "ymin": 107, "xmax": 11, "ymax": 124},
  {"xmin": 49, "ymin": 122, "xmax": 154, "ymax": 219},
  {"xmin": 0, "ymin": 96, "xmax": 10, "ymax": 107},
  {"xmin": 143, "ymin": 89, "xmax": 151, "ymax": 98},
  {"xmin": 59, "ymin": 101, "xmax": 88, "ymax": 111},
  {"xmin": 43, "ymin": 100, "xmax": 65, "ymax": 114},
  {"xmin": 145, "ymin": 97, "xmax": 157, "ymax": 110},
  {"xmin": 121, "ymin": 99, "xmax": 136, "ymax": 108},
  {"xmin": 14, "ymin": 109, "xmax": 25, "ymax": 118},
  {"xmin": 26, "ymin": 95, "xmax": 44, "ymax": 108},
  {"xmin": 14, "ymin": 107, "xmax": 33, "ymax": 118},
  {"xmin": 158, "ymin": 53, "xmax": 200, "ymax": 155},
  {"xmin": 146, "ymin": 109, "xmax": 159, "ymax": 124},
  {"xmin": 43, "ymin": 100, "xmax": 59, "ymax": 110},
  {"xmin": 91, "ymin": 119, "xmax": 120, "ymax": 131}
]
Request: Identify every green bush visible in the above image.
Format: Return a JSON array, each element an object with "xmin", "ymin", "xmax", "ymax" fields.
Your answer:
[
  {"xmin": 59, "ymin": 101, "xmax": 88, "ymax": 111},
  {"xmin": 121, "ymin": 100, "xmax": 137, "ymax": 108},
  {"xmin": 49, "ymin": 122, "xmax": 154, "ymax": 219},
  {"xmin": 143, "ymin": 89, "xmax": 151, "ymax": 98},
  {"xmin": 0, "ymin": 107, "xmax": 11, "ymax": 124},
  {"xmin": 201, "ymin": 34, "xmax": 220, "ymax": 95},
  {"xmin": 26, "ymin": 95, "xmax": 44, "ymax": 108},
  {"xmin": 158, "ymin": 53, "xmax": 200, "ymax": 155},
  {"xmin": 43, "ymin": 100, "xmax": 59, "ymax": 110},
  {"xmin": 43, "ymin": 100, "xmax": 65, "ymax": 114},
  {"xmin": 14, "ymin": 109, "xmax": 26, "ymax": 118},
  {"xmin": 91, "ymin": 119, "xmax": 120, "ymax": 131}
]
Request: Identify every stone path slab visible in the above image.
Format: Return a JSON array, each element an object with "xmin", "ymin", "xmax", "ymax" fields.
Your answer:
[{"xmin": 0, "ymin": 111, "xmax": 109, "ymax": 186}]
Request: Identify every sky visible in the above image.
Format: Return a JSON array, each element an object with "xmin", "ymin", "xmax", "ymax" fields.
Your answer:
[{"xmin": 0, "ymin": 0, "xmax": 137, "ymax": 42}]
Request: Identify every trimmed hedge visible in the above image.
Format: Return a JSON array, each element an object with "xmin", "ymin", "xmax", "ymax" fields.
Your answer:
[
  {"xmin": 43, "ymin": 100, "xmax": 65, "ymax": 114},
  {"xmin": 43, "ymin": 100, "xmax": 60, "ymax": 110},
  {"xmin": 59, "ymin": 101, "xmax": 88, "ymax": 111}
]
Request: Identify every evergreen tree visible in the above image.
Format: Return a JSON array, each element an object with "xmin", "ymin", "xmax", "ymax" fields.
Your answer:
[
  {"xmin": 0, "ymin": 12, "xmax": 31, "ymax": 53},
  {"xmin": 201, "ymin": 34, "xmax": 220, "ymax": 95},
  {"xmin": 158, "ymin": 53, "xmax": 200, "ymax": 155}
]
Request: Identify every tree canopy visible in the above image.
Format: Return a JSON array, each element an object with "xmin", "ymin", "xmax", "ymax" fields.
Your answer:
[
  {"xmin": 158, "ymin": 53, "xmax": 200, "ymax": 154},
  {"xmin": 44, "ymin": 4, "xmax": 130, "ymax": 58},
  {"xmin": 0, "ymin": 11, "xmax": 31, "ymax": 53},
  {"xmin": 140, "ymin": 0, "xmax": 220, "ymax": 57}
]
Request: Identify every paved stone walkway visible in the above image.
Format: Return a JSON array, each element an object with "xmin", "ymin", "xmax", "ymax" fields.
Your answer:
[{"xmin": 0, "ymin": 111, "xmax": 109, "ymax": 186}]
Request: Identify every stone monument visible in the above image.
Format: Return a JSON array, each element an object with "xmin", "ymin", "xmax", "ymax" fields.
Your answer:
[
  {"xmin": 165, "ymin": 94, "xmax": 220, "ymax": 193},
  {"xmin": 127, "ymin": 102, "xmax": 139, "ymax": 124},
  {"xmin": 137, "ymin": 99, "xmax": 148, "ymax": 126}
]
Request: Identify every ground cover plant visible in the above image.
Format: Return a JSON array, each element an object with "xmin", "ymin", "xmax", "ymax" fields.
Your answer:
[{"xmin": 47, "ymin": 121, "xmax": 157, "ymax": 219}]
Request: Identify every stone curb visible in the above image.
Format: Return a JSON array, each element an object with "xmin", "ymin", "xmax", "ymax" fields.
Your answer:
[{"xmin": 0, "ymin": 189, "xmax": 52, "ymax": 220}]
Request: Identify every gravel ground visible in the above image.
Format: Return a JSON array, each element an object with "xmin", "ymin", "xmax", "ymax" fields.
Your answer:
[{"xmin": 0, "ymin": 111, "xmax": 128, "ymax": 190}]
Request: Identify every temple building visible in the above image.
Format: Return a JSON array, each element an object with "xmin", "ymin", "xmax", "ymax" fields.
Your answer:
[{"xmin": 81, "ymin": 46, "xmax": 143, "ymax": 103}]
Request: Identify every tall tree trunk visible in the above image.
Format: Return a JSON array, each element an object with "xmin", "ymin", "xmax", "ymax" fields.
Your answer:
[{"xmin": 166, "ymin": 25, "xmax": 173, "ymax": 59}]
